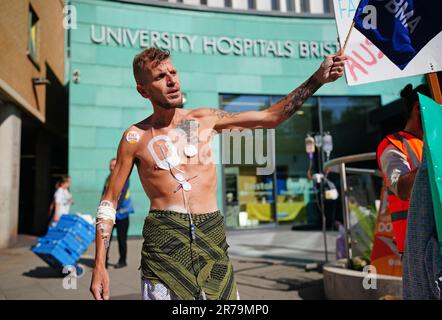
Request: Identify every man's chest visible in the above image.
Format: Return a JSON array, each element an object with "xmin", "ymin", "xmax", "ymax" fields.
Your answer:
[{"xmin": 133, "ymin": 125, "xmax": 216, "ymax": 173}]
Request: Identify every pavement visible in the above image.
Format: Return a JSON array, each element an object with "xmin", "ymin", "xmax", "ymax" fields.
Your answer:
[{"xmin": 0, "ymin": 225, "xmax": 337, "ymax": 300}]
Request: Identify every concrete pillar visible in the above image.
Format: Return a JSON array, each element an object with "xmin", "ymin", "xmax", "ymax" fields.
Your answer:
[{"xmin": 0, "ymin": 104, "xmax": 21, "ymax": 249}]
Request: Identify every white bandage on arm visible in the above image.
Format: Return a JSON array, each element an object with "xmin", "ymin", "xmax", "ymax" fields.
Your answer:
[
  {"xmin": 96, "ymin": 200, "xmax": 116, "ymax": 225},
  {"xmin": 96, "ymin": 200, "xmax": 115, "ymax": 249}
]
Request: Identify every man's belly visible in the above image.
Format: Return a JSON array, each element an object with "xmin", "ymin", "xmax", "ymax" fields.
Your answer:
[
  {"xmin": 139, "ymin": 171, "xmax": 219, "ymax": 214},
  {"xmin": 148, "ymin": 189, "xmax": 219, "ymax": 214}
]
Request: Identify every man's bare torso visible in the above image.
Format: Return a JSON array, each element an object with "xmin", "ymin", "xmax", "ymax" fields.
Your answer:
[{"xmin": 127, "ymin": 108, "xmax": 219, "ymax": 214}]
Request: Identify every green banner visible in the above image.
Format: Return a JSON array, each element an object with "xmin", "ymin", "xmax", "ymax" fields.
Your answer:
[{"xmin": 419, "ymin": 93, "xmax": 442, "ymax": 254}]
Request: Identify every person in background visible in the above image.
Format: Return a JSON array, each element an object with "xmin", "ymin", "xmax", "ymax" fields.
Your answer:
[
  {"xmin": 376, "ymin": 84, "xmax": 429, "ymax": 257},
  {"xmin": 48, "ymin": 180, "xmax": 60, "ymax": 223},
  {"xmin": 102, "ymin": 158, "xmax": 134, "ymax": 269},
  {"xmin": 49, "ymin": 176, "xmax": 73, "ymax": 226},
  {"xmin": 402, "ymin": 87, "xmax": 442, "ymax": 300}
]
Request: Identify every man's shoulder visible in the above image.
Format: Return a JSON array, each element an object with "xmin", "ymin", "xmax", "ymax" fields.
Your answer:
[
  {"xmin": 116, "ymin": 122, "xmax": 151, "ymax": 152},
  {"xmin": 378, "ymin": 134, "xmax": 405, "ymax": 154},
  {"xmin": 124, "ymin": 124, "xmax": 146, "ymax": 134},
  {"xmin": 379, "ymin": 144, "xmax": 407, "ymax": 167},
  {"xmin": 377, "ymin": 135, "xmax": 406, "ymax": 165},
  {"xmin": 188, "ymin": 107, "xmax": 217, "ymax": 118},
  {"xmin": 131, "ymin": 116, "xmax": 154, "ymax": 131},
  {"xmin": 122, "ymin": 117, "xmax": 153, "ymax": 137},
  {"xmin": 377, "ymin": 136, "xmax": 391, "ymax": 153}
]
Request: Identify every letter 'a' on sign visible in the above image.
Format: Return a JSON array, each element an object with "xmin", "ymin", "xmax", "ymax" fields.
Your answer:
[{"xmin": 333, "ymin": 0, "xmax": 442, "ymax": 86}]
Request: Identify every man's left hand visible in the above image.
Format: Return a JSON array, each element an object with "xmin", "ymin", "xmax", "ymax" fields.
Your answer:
[{"xmin": 315, "ymin": 52, "xmax": 348, "ymax": 84}]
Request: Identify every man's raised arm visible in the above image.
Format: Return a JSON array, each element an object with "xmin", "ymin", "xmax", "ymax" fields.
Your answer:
[
  {"xmin": 90, "ymin": 128, "xmax": 136, "ymax": 300},
  {"xmin": 211, "ymin": 52, "xmax": 347, "ymax": 131}
]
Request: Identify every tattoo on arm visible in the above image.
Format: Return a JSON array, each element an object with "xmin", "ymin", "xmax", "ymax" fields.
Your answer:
[
  {"xmin": 210, "ymin": 109, "xmax": 242, "ymax": 120},
  {"xmin": 97, "ymin": 221, "xmax": 113, "ymax": 249},
  {"xmin": 209, "ymin": 74, "xmax": 320, "ymax": 129},
  {"xmin": 279, "ymin": 75, "xmax": 322, "ymax": 118},
  {"xmin": 103, "ymin": 237, "xmax": 110, "ymax": 249}
]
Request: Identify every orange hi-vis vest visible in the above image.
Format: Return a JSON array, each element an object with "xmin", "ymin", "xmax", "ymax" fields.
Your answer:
[{"xmin": 376, "ymin": 131, "xmax": 423, "ymax": 254}]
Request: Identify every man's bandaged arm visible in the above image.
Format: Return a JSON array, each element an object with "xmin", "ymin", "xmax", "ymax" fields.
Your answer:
[{"xmin": 95, "ymin": 130, "xmax": 136, "ymax": 267}]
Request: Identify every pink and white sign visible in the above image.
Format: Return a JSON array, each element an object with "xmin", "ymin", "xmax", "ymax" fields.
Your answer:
[{"xmin": 333, "ymin": 0, "xmax": 442, "ymax": 86}]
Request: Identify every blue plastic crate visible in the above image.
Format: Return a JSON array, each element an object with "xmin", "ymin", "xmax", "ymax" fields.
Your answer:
[
  {"xmin": 57, "ymin": 226, "xmax": 94, "ymax": 243},
  {"xmin": 54, "ymin": 215, "xmax": 95, "ymax": 241},
  {"xmin": 41, "ymin": 231, "xmax": 88, "ymax": 255},
  {"xmin": 46, "ymin": 226, "xmax": 94, "ymax": 247},
  {"xmin": 56, "ymin": 215, "xmax": 95, "ymax": 235},
  {"xmin": 32, "ymin": 240, "xmax": 79, "ymax": 270},
  {"xmin": 57, "ymin": 214, "xmax": 95, "ymax": 233},
  {"xmin": 32, "ymin": 214, "xmax": 96, "ymax": 271}
]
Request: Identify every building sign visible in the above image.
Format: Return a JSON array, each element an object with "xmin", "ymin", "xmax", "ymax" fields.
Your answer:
[{"xmin": 90, "ymin": 24, "xmax": 340, "ymax": 59}]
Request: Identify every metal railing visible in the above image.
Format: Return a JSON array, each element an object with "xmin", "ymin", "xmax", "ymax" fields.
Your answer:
[{"xmin": 324, "ymin": 152, "xmax": 380, "ymax": 267}]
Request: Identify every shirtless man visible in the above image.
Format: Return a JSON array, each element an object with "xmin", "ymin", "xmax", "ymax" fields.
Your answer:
[{"xmin": 90, "ymin": 47, "xmax": 347, "ymax": 300}]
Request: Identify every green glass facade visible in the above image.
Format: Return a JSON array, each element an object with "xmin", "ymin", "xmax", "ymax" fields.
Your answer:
[{"xmin": 68, "ymin": 0, "xmax": 423, "ymax": 235}]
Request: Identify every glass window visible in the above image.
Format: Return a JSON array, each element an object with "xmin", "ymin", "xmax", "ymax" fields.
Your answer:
[
  {"xmin": 323, "ymin": 0, "xmax": 333, "ymax": 13},
  {"xmin": 286, "ymin": 0, "xmax": 294, "ymax": 11},
  {"xmin": 300, "ymin": 0, "xmax": 310, "ymax": 13},
  {"xmin": 271, "ymin": 0, "xmax": 280, "ymax": 11},
  {"xmin": 220, "ymin": 94, "xmax": 382, "ymax": 230},
  {"xmin": 273, "ymin": 96, "xmax": 318, "ymax": 226},
  {"xmin": 318, "ymin": 96, "xmax": 381, "ymax": 229},
  {"xmin": 319, "ymin": 96, "xmax": 381, "ymax": 158},
  {"xmin": 248, "ymin": 0, "xmax": 256, "ymax": 10},
  {"xmin": 28, "ymin": 6, "xmax": 39, "ymax": 64},
  {"xmin": 221, "ymin": 94, "xmax": 270, "ymax": 112},
  {"xmin": 225, "ymin": 0, "xmax": 232, "ymax": 7},
  {"xmin": 221, "ymin": 94, "xmax": 275, "ymax": 228},
  {"xmin": 201, "ymin": 0, "xmax": 207, "ymax": 5}
]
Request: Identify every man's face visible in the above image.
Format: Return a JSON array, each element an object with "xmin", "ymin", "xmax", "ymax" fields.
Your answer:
[
  {"xmin": 109, "ymin": 159, "xmax": 116, "ymax": 172},
  {"xmin": 137, "ymin": 58, "xmax": 182, "ymax": 109}
]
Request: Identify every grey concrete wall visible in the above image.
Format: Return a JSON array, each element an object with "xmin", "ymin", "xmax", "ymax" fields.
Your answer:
[
  {"xmin": 0, "ymin": 104, "xmax": 21, "ymax": 248},
  {"xmin": 323, "ymin": 265, "xmax": 403, "ymax": 300}
]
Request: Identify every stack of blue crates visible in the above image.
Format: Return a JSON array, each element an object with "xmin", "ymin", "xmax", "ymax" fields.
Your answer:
[{"xmin": 32, "ymin": 214, "xmax": 95, "ymax": 271}]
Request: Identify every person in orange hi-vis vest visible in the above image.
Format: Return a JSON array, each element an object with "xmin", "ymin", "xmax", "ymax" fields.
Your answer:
[{"xmin": 377, "ymin": 84, "xmax": 430, "ymax": 256}]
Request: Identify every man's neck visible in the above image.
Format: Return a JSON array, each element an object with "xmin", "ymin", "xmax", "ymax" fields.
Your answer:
[
  {"xmin": 404, "ymin": 122, "xmax": 423, "ymax": 140},
  {"xmin": 151, "ymin": 105, "xmax": 180, "ymax": 127}
]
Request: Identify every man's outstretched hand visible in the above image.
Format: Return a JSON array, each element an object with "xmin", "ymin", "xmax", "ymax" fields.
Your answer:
[{"xmin": 314, "ymin": 51, "xmax": 348, "ymax": 84}]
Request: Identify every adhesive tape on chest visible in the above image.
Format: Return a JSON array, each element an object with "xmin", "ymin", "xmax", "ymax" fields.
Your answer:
[
  {"xmin": 175, "ymin": 173, "xmax": 186, "ymax": 182},
  {"xmin": 147, "ymin": 135, "xmax": 181, "ymax": 170},
  {"xmin": 182, "ymin": 181, "xmax": 192, "ymax": 191}
]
